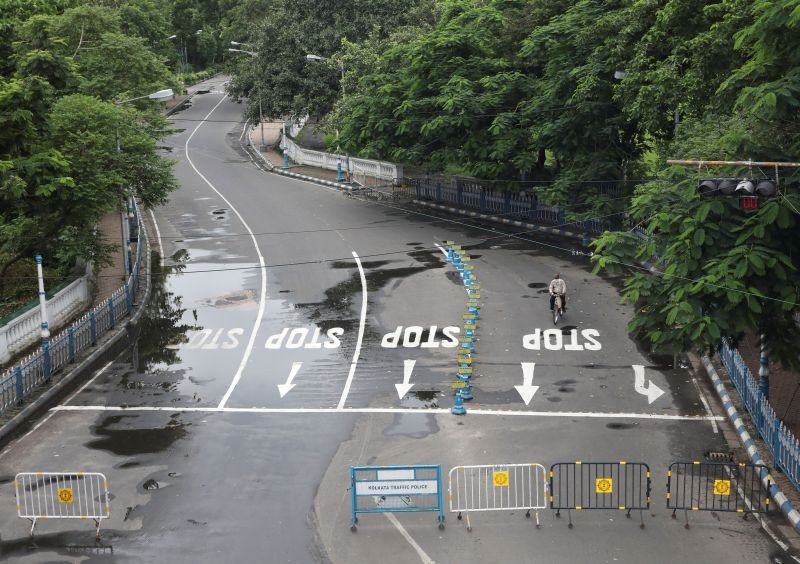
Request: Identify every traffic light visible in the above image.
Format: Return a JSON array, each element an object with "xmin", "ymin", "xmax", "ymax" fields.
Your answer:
[{"xmin": 696, "ymin": 177, "xmax": 776, "ymax": 209}]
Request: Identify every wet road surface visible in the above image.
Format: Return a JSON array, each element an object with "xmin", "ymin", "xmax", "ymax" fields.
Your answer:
[{"xmin": 0, "ymin": 78, "xmax": 792, "ymax": 563}]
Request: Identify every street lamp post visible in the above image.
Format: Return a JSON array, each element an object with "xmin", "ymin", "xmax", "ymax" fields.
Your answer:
[
  {"xmin": 228, "ymin": 47, "xmax": 264, "ymax": 149},
  {"xmin": 306, "ymin": 53, "xmax": 347, "ymax": 180},
  {"xmin": 114, "ymin": 88, "xmax": 174, "ymax": 278}
]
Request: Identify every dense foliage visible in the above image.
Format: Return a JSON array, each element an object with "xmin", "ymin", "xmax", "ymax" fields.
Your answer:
[
  {"xmin": 228, "ymin": 0, "xmax": 800, "ymax": 365},
  {"xmin": 0, "ymin": 0, "xmax": 184, "ymax": 311}
]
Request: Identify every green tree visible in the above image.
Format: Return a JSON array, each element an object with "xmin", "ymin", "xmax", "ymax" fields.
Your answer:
[{"xmin": 591, "ymin": 113, "xmax": 800, "ymax": 367}]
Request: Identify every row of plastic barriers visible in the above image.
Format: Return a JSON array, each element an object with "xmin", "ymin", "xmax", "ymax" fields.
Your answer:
[{"xmin": 349, "ymin": 460, "xmax": 772, "ymax": 531}]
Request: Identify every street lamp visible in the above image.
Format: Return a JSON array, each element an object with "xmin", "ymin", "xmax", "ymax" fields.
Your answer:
[
  {"xmin": 227, "ymin": 48, "xmax": 265, "ymax": 149},
  {"xmin": 113, "ymin": 88, "xmax": 174, "ymax": 277},
  {"xmin": 305, "ymin": 53, "xmax": 345, "ymax": 95}
]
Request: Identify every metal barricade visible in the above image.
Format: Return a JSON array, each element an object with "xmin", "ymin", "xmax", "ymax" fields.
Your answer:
[
  {"xmin": 448, "ymin": 463, "xmax": 547, "ymax": 530},
  {"xmin": 550, "ymin": 461, "xmax": 651, "ymax": 528},
  {"xmin": 15, "ymin": 472, "xmax": 111, "ymax": 540},
  {"xmin": 350, "ymin": 465, "xmax": 445, "ymax": 531},
  {"xmin": 666, "ymin": 461, "xmax": 771, "ymax": 528}
]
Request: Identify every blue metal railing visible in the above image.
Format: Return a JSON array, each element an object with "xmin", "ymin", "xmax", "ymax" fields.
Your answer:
[
  {"xmin": 0, "ymin": 202, "xmax": 147, "ymax": 417},
  {"xmin": 719, "ymin": 338, "xmax": 800, "ymax": 491},
  {"xmin": 407, "ymin": 177, "xmax": 628, "ymax": 236}
]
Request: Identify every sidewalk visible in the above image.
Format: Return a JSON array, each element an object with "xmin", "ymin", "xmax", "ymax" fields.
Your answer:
[
  {"xmin": 93, "ymin": 212, "xmax": 128, "ymax": 307},
  {"xmin": 247, "ymin": 123, "xmax": 384, "ymax": 187}
]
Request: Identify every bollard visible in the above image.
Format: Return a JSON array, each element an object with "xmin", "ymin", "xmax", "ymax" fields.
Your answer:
[
  {"xmin": 451, "ymin": 390, "xmax": 467, "ymax": 415},
  {"xmin": 89, "ymin": 310, "xmax": 97, "ymax": 345},
  {"xmin": 460, "ymin": 381, "xmax": 473, "ymax": 401}
]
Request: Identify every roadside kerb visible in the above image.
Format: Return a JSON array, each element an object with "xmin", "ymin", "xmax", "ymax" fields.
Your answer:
[
  {"xmin": 702, "ymin": 354, "xmax": 800, "ymax": 532},
  {"xmin": 414, "ymin": 200, "xmax": 586, "ymax": 242}
]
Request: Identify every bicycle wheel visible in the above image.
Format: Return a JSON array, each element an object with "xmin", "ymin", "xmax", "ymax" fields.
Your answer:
[{"xmin": 553, "ymin": 298, "xmax": 560, "ymax": 324}]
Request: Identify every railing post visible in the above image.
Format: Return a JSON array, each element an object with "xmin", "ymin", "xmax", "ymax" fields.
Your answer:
[
  {"xmin": 582, "ymin": 221, "xmax": 591, "ymax": 249},
  {"xmin": 67, "ymin": 326, "xmax": 75, "ymax": 363},
  {"xmin": 503, "ymin": 192, "xmax": 510, "ymax": 215},
  {"xmin": 89, "ymin": 310, "xmax": 97, "ymax": 345},
  {"xmin": 125, "ymin": 282, "xmax": 132, "ymax": 313},
  {"xmin": 108, "ymin": 297, "xmax": 115, "ymax": 329},
  {"xmin": 436, "ymin": 182, "xmax": 442, "ymax": 203},
  {"xmin": 43, "ymin": 339, "xmax": 51, "ymax": 382},
  {"xmin": 773, "ymin": 417, "xmax": 782, "ymax": 461},
  {"xmin": 15, "ymin": 365, "xmax": 23, "ymax": 404},
  {"xmin": 479, "ymin": 191, "xmax": 486, "ymax": 211},
  {"xmin": 457, "ymin": 184, "xmax": 463, "ymax": 207}
]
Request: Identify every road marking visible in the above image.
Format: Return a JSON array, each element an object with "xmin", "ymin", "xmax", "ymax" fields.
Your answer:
[
  {"xmin": 384, "ymin": 512, "xmax": 436, "ymax": 564},
  {"xmin": 633, "ymin": 364, "xmax": 666, "ymax": 404},
  {"xmin": 148, "ymin": 209, "xmax": 165, "ymax": 265},
  {"xmin": 395, "ymin": 359, "xmax": 416, "ymax": 399},
  {"xmin": 690, "ymin": 374, "xmax": 719, "ymax": 434},
  {"xmin": 515, "ymin": 362, "xmax": 540, "ymax": 405},
  {"xmin": 50, "ymin": 405, "xmax": 724, "ymax": 422},
  {"xmin": 238, "ymin": 118, "xmax": 250, "ymax": 143},
  {"xmin": 0, "ymin": 361, "xmax": 114, "ymax": 462},
  {"xmin": 336, "ymin": 251, "xmax": 367, "ymax": 410},
  {"xmin": 278, "ymin": 362, "xmax": 303, "ymax": 398},
  {"xmin": 180, "ymin": 93, "xmax": 267, "ymax": 410},
  {"xmin": 434, "ymin": 243, "xmax": 448, "ymax": 258}
]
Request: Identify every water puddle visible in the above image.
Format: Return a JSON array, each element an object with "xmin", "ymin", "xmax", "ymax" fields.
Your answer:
[
  {"xmin": 384, "ymin": 412, "xmax": 440, "ymax": 439},
  {"xmin": 86, "ymin": 415, "xmax": 188, "ymax": 456},
  {"xmin": 400, "ymin": 390, "xmax": 441, "ymax": 408}
]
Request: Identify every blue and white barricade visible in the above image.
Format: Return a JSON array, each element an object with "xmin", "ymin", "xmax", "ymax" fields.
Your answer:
[{"xmin": 350, "ymin": 465, "xmax": 446, "ymax": 530}]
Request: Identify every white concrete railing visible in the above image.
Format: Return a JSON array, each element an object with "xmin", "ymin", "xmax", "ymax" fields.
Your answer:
[
  {"xmin": 0, "ymin": 274, "xmax": 90, "ymax": 364},
  {"xmin": 281, "ymin": 136, "xmax": 402, "ymax": 182},
  {"xmin": 288, "ymin": 115, "xmax": 308, "ymax": 139}
]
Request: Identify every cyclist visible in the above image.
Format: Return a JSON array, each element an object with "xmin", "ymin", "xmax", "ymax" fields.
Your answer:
[{"xmin": 549, "ymin": 273, "xmax": 567, "ymax": 312}]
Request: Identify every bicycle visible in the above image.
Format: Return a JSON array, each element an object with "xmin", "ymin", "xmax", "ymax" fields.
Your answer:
[{"xmin": 552, "ymin": 293, "xmax": 565, "ymax": 325}]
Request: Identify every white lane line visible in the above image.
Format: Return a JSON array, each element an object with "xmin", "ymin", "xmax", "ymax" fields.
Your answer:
[
  {"xmin": 336, "ymin": 251, "xmax": 368, "ymax": 410},
  {"xmin": 434, "ymin": 242, "xmax": 448, "ymax": 258},
  {"xmin": 238, "ymin": 118, "xmax": 250, "ymax": 143},
  {"xmin": 180, "ymin": 93, "xmax": 267, "ymax": 410},
  {"xmin": 691, "ymin": 374, "xmax": 719, "ymax": 434},
  {"xmin": 0, "ymin": 361, "xmax": 115, "ymax": 462},
  {"xmin": 148, "ymin": 209, "xmax": 165, "ymax": 265},
  {"xmin": 63, "ymin": 360, "xmax": 114, "ymax": 405},
  {"xmin": 384, "ymin": 513, "xmax": 436, "ymax": 564},
  {"xmin": 50, "ymin": 405, "xmax": 723, "ymax": 421}
]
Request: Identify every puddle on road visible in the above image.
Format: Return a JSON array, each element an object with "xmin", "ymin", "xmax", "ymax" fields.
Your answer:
[
  {"xmin": 528, "ymin": 282, "xmax": 547, "ymax": 288},
  {"xmin": 86, "ymin": 414, "xmax": 188, "ymax": 456},
  {"xmin": 400, "ymin": 390, "xmax": 440, "ymax": 408},
  {"xmin": 606, "ymin": 422, "xmax": 636, "ymax": 430},
  {"xmin": 384, "ymin": 408, "xmax": 440, "ymax": 439}
]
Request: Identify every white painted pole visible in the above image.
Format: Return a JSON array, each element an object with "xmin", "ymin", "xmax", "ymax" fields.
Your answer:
[{"xmin": 35, "ymin": 255, "xmax": 50, "ymax": 340}]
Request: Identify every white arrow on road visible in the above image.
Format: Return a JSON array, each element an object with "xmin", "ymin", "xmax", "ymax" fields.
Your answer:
[
  {"xmin": 633, "ymin": 364, "xmax": 665, "ymax": 404},
  {"xmin": 395, "ymin": 359, "xmax": 416, "ymax": 399},
  {"xmin": 515, "ymin": 362, "xmax": 540, "ymax": 405},
  {"xmin": 277, "ymin": 362, "xmax": 303, "ymax": 398}
]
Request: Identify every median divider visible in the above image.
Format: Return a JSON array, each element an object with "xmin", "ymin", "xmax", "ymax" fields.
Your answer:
[{"xmin": 444, "ymin": 241, "xmax": 480, "ymax": 414}]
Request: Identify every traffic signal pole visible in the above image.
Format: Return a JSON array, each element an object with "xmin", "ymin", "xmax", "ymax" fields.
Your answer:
[{"xmin": 668, "ymin": 159, "xmax": 800, "ymax": 400}]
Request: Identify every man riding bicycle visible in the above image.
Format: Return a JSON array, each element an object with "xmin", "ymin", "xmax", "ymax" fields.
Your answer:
[{"xmin": 549, "ymin": 273, "xmax": 567, "ymax": 312}]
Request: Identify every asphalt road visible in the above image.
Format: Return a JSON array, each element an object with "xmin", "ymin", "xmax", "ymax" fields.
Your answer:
[{"xmin": 0, "ymin": 78, "xmax": 791, "ymax": 563}]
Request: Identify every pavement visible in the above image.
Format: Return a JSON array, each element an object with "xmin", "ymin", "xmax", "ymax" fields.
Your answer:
[{"xmin": 0, "ymin": 77, "xmax": 796, "ymax": 563}]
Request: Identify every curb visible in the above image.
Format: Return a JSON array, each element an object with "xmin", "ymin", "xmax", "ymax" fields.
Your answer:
[
  {"xmin": 702, "ymin": 354, "xmax": 800, "ymax": 531},
  {"xmin": 412, "ymin": 200, "xmax": 588, "ymax": 242},
  {"xmin": 0, "ymin": 222, "xmax": 152, "ymax": 448}
]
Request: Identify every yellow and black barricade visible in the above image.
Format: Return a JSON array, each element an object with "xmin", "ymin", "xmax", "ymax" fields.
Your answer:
[
  {"xmin": 666, "ymin": 461, "xmax": 770, "ymax": 528},
  {"xmin": 549, "ymin": 461, "xmax": 651, "ymax": 528}
]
